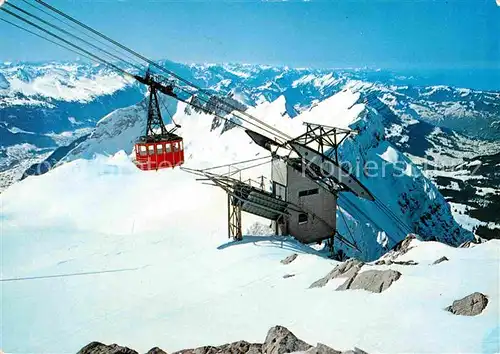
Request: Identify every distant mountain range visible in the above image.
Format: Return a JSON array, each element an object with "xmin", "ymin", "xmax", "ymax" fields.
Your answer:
[{"xmin": 1, "ymin": 61, "xmax": 499, "ymax": 239}]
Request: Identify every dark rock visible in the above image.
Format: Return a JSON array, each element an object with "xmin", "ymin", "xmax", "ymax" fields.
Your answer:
[
  {"xmin": 459, "ymin": 240, "xmax": 475, "ymax": 248},
  {"xmin": 146, "ymin": 347, "xmax": 168, "ymax": 354},
  {"xmin": 79, "ymin": 326, "xmax": 369, "ymax": 354},
  {"xmin": 392, "ymin": 234, "xmax": 417, "ymax": 254},
  {"xmin": 309, "ymin": 259, "xmax": 364, "ymax": 288},
  {"xmin": 283, "ymin": 274, "xmax": 295, "ymax": 279},
  {"xmin": 281, "ymin": 254, "xmax": 298, "ymax": 265},
  {"xmin": 446, "ymin": 292, "xmax": 488, "ymax": 316},
  {"xmin": 262, "ymin": 325, "xmax": 312, "ymax": 354},
  {"xmin": 337, "ymin": 270, "xmax": 402, "ymax": 293},
  {"xmin": 173, "ymin": 341, "xmax": 262, "ymax": 354},
  {"xmin": 305, "ymin": 343, "xmax": 341, "ymax": 354},
  {"xmin": 432, "ymin": 256, "xmax": 449, "ymax": 265},
  {"xmin": 374, "ymin": 259, "xmax": 417, "ymax": 266},
  {"xmin": 392, "ymin": 260, "xmax": 418, "ymax": 266},
  {"xmin": 77, "ymin": 342, "xmax": 138, "ymax": 354}
]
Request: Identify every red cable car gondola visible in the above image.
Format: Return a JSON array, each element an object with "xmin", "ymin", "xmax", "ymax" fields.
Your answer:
[
  {"xmin": 134, "ymin": 73, "xmax": 184, "ymax": 171},
  {"xmin": 134, "ymin": 134, "xmax": 184, "ymax": 171}
]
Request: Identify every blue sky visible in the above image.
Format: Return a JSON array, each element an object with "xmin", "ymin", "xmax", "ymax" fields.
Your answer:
[{"xmin": 1, "ymin": 0, "xmax": 499, "ymax": 70}]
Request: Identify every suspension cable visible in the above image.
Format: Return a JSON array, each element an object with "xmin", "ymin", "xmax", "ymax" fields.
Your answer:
[
  {"xmin": 174, "ymin": 85, "xmax": 286, "ymax": 140},
  {"xmin": 338, "ymin": 193, "xmax": 400, "ymax": 247},
  {"xmin": 32, "ymin": 0, "xmax": 291, "ymax": 141},
  {"xmin": 0, "ymin": 17, "xmax": 102, "ymax": 64},
  {"xmin": 6, "ymin": 0, "xmax": 291, "ymax": 142},
  {"xmin": 15, "ymin": 0, "xmax": 145, "ymax": 70},
  {"xmin": 373, "ymin": 198, "xmax": 413, "ymax": 235},
  {"xmin": 0, "ymin": 10, "xmax": 265, "ymax": 140},
  {"xmin": 202, "ymin": 156, "xmax": 271, "ymax": 172},
  {"xmin": 4, "ymin": 2, "xmax": 143, "ymax": 72},
  {"xmin": 0, "ymin": 7, "xmax": 138, "ymax": 80},
  {"xmin": 338, "ymin": 205, "xmax": 358, "ymax": 249},
  {"xmin": 223, "ymin": 158, "xmax": 272, "ymax": 177}
]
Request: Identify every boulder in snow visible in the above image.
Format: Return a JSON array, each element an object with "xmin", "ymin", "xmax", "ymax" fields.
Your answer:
[
  {"xmin": 262, "ymin": 325, "xmax": 312, "ymax": 354},
  {"xmin": 432, "ymin": 256, "xmax": 449, "ymax": 265},
  {"xmin": 309, "ymin": 259, "xmax": 364, "ymax": 288},
  {"xmin": 281, "ymin": 253, "xmax": 298, "ymax": 265},
  {"xmin": 77, "ymin": 342, "xmax": 138, "ymax": 354},
  {"xmin": 446, "ymin": 292, "xmax": 488, "ymax": 316},
  {"xmin": 459, "ymin": 240, "xmax": 476, "ymax": 248},
  {"xmin": 375, "ymin": 259, "xmax": 418, "ymax": 266},
  {"xmin": 337, "ymin": 269, "xmax": 401, "ymax": 293}
]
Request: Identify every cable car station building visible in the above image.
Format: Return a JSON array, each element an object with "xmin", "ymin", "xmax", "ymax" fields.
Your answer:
[
  {"xmin": 270, "ymin": 158, "xmax": 337, "ymax": 244},
  {"xmin": 184, "ymin": 123, "xmax": 372, "ymax": 250}
]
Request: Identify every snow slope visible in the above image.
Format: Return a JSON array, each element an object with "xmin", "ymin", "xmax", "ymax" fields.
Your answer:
[{"xmin": 1, "ymin": 151, "xmax": 498, "ymax": 353}]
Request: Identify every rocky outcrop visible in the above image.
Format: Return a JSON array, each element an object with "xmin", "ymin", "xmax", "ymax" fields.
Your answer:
[
  {"xmin": 173, "ymin": 341, "xmax": 262, "ymax": 354},
  {"xmin": 432, "ymin": 256, "xmax": 449, "ymax": 265},
  {"xmin": 78, "ymin": 342, "xmax": 138, "ymax": 354},
  {"xmin": 281, "ymin": 254, "xmax": 298, "ymax": 265},
  {"xmin": 342, "ymin": 349, "xmax": 369, "ymax": 354},
  {"xmin": 146, "ymin": 348, "xmax": 167, "ymax": 354},
  {"xmin": 262, "ymin": 325, "xmax": 312, "ymax": 354},
  {"xmin": 446, "ymin": 292, "xmax": 488, "ymax": 316},
  {"xmin": 78, "ymin": 326, "xmax": 369, "ymax": 354},
  {"xmin": 309, "ymin": 259, "xmax": 364, "ymax": 288},
  {"xmin": 304, "ymin": 343, "xmax": 341, "ymax": 354},
  {"xmin": 337, "ymin": 269, "xmax": 401, "ymax": 293},
  {"xmin": 385, "ymin": 234, "xmax": 417, "ymax": 259}
]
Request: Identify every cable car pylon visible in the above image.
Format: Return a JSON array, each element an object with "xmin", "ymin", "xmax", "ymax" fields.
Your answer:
[{"xmin": 134, "ymin": 71, "xmax": 184, "ymax": 171}]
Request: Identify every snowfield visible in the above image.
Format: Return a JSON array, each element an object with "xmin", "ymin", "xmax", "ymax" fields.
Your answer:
[
  {"xmin": 1, "ymin": 89, "xmax": 497, "ymax": 354},
  {"xmin": 1, "ymin": 153, "xmax": 499, "ymax": 354}
]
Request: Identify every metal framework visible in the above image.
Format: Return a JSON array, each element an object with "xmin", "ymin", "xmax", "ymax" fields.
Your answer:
[
  {"xmin": 146, "ymin": 85, "xmax": 169, "ymax": 137},
  {"xmin": 182, "ymin": 166, "xmax": 294, "ymax": 241},
  {"xmin": 135, "ymin": 70, "xmax": 181, "ymax": 141},
  {"xmin": 228, "ymin": 194, "xmax": 243, "ymax": 240},
  {"xmin": 289, "ymin": 122, "xmax": 356, "ymax": 163},
  {"xmin": 181, "ymin": 165, "xmax": 359, "ymax": 252}
]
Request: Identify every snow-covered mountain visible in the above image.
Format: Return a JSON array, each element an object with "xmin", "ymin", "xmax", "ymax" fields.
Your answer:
[
  {"xmin": 0, "ymin": 61, "xmax": 143, "ymax": 187},
  {"xmin": 1, "ymin": 62, "xmax": 499, "ymax": 354},
  {"xmin": 11, "ymin": 83, "xmax": 473, "ymax": 262},
  {"xmin": 1, "ymin": 61, "xmax": 499, "ymax": 239}
]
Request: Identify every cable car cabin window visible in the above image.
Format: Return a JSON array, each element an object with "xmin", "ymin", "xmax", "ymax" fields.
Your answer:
[
  {"xmin": 298, "ymin": 188, "xmax": 319, "ymax": 198},
  {"xmin": 165, "ymin": 143, "xmax": 172, "ymax": 153},
  {"xmin": 157, "ymin": 144, "xmax": 163, "ymax": 154},
  {"xmin": 180, "ymin": 141, "xmax": 184, "ymax": 150},
  {"xmin": 174, "ymin": 142, "xmax": 179, "ymax": 152},
  {"xmin": 298, "ymin": 213, "xmax": 308, "ymax": 224},
  {"xmin": 148, "ymin": 145, "xmax": 155, "ymax": 156},
  {"xmin": 139, "ymin": 145, "xmax": 147, "ymax": 157}
]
